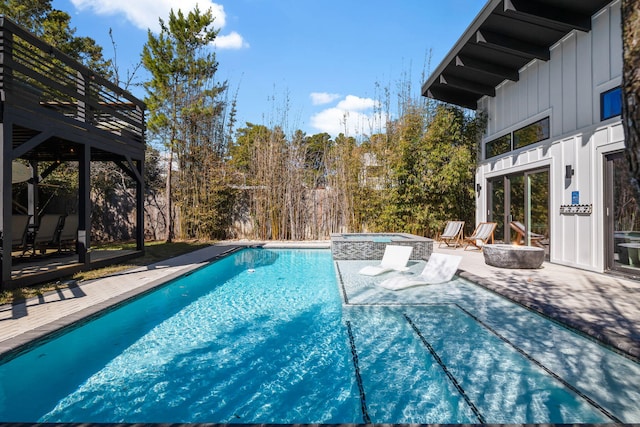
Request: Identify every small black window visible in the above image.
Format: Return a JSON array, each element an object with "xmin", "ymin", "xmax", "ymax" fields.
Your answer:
[
  {"xmin": 513, "ymin": 117, "xmax": 550, "ymax": 149},
  {"xmin": 485, "ymin": 134, "xmax": 512, "ymax": 159},
  {"xmin": 601, "ymin": 87, "xmax": 622, "ymax": 120}
]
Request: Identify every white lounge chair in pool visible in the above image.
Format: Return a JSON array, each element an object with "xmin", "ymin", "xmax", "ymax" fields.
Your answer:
[
  {"xmin": 377, "ymin": 253, "xmax": 462, "ymax": 290},
  {"xmin": 358, "ymin": 244, "xmax": 413, "ymax": 276}
]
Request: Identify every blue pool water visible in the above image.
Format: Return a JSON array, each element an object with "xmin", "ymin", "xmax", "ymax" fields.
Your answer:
[
  {"xmin": 0, "ymin": 248, "xmax": 638, "ymax": 423},
  {"xmin": 340, "ymin": 233, "xmax": 406, "ymax": 243}
]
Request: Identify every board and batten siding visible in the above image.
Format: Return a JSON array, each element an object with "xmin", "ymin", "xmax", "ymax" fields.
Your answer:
[{"xmin": 475, "ymin": 0, "xmax": 623, "ymax": 272}]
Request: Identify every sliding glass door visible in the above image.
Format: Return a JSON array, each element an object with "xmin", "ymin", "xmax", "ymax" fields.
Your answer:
[
  {"xmin": 488, "ymin": 177, "xmax": 505, "ymax": 242},
  {"xmin": 605, "ymin": 152, "xmax": 640, "ymax": 273},
  {"xmin": 487, "ymin": 168, "xmax": 549, "ymax": 256},
  {"xmin": 528, "ymin": 171, "xmax": 549, "ymax": 246}
]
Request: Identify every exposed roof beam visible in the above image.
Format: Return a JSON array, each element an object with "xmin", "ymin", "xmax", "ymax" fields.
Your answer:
[
  {"xmin": 476, "ymin": 30, "xmax": 551, "ymax": 61},
  {"xmin": 425, "ymin": 87, "xmax": 479, "ymax": 110},
  {"xmin": 455, "ymin": 55, "xmax": 520, "ymax": 82},
  {"xmin": 439, "ymin": 74, "xmax": 496, "ymax": 97},
  {"xmin": 504, "ymin": 0, "xmax": 592, "ymax": 32}
]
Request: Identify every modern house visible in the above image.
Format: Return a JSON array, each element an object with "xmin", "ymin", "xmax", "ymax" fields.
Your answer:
[
  {"xmin": 0, "ymin": 17, "xmax": 146, "ymax": 288},
  {"xmin": 422, "ymin": 0, "xmax": 633, "ymax": 274}
]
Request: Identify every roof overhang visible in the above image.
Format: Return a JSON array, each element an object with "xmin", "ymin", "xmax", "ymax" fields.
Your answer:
[{"xmin": 422, "ymin": 0, "xmax": 614, "ymax": 110}]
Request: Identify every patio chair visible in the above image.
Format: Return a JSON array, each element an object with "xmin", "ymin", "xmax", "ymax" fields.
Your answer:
[
  {"xmin": 463, "ymin": 222, "xmax": 497, "ymax": 251},
  {"xmin": 510, "ymin": 221, "xmax": 545, "ymax": 247},
  {"xmin": 1, "ymin": 215, "xmax": 32, "ymax": 252},
  {"xmin": 56, "ymin": 214, "xmax": 78, "ymax": 252},
  {"xmin": 28, "ymin": 214, "xmax": 63, "ymax": 255},
  {"xmin": 358, "ymin": 244, "xmax": 413, "ymax": 276},
  {"xmin": 438, "ymin": 220, "xmax": 465, "ymax": 248},
  {"xmin": 377, "ymin": 253, "xmax": 462, "ymax": 290},
  {"xmin": 12, "ymin": 215, "xmax": 31, "ymax": 248}
]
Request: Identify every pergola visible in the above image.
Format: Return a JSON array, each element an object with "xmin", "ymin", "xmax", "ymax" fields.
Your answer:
[
  {"xmin": 0, "ymin": 16, "xmax": 146, "ymax": 289},
  {"xmin": 422, "ymin": 0, "xmax": 614, "ymax": 109}
]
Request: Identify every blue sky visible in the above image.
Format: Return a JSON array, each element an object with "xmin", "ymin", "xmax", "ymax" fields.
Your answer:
[{"xmin": 51, "ymin": 0, "xmax": 486, "ymax": 137}]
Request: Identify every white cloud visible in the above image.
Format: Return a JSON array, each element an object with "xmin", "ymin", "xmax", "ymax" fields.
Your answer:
[
  {"xmin": 310, "ymin": 92, "xmax": 341, "ymax": 106},
  {"xmin": 336, "ymin": 95, "xmax": 378, "ymax": 111},
  {"xmin": 70, "ymin": 0, "xmax": 247, "ymax": 49},
  {"xmin": 310, "ymin": 95, "xmax": 383, "ymax": 137},
  {"xmin": 213, "ymin": 31, "xmax": 249, "ymax": 49}
]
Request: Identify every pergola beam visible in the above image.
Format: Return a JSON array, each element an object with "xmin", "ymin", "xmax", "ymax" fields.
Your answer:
[{"xmin": 12, "ymin": 130, "xmax": 53, "ymax": 158}]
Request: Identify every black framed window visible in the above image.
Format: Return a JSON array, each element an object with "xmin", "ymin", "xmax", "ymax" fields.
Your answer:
[
  {"xmin": 601, "ymin": 87, "xmax": 622, "ymax": 120},
  {"xmin": 486, "ymin": 134, "xmax": 511, "ymax": 159},
  {"xmin": 484, "ymin": 116, "xmax": 550, "ymax": 159},
  {"xmin": 513, "ymin": 117, "xmax": 550, "ymax": 149}
]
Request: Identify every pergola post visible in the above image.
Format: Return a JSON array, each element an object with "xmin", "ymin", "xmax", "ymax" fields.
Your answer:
[
  {"xmin": 136, "ymin": 159, "xmax": 144, "ymax": 252},
  {"xmin": 78, "ymin": 145, "xmax": 91, "ymax": 265},
  {"xmin": 0, "ymin": 123, "xmax": 12, "ymax": 286},
  {"xmin": 0, "ymin": 30, "xmax": 13, "ymax": 287}
]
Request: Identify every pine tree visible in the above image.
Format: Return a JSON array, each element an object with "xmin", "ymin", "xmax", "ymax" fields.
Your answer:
[{"xmin": 142, "ymin": 7, "xmax": 229, "ymax": 241}]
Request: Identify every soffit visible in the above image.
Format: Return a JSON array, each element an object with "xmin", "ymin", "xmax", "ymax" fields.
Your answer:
[{"xmin": 422, "ymin": 0, "xmax": 614, "ymax": 109}]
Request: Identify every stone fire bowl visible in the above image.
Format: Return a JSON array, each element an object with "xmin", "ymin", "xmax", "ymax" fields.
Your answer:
[{"xmin": 483, "ymin": 244, "xmax": 545, "ymax": 269}]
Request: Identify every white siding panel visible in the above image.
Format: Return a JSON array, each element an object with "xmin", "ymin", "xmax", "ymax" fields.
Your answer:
[
  {"xmin": 576, "ymin": 32, "xmax": 593, "ymax": 129},
  {"xmin": 478, "ymin": 98, "xmax": 489, "ymax": 138},
  {"xmin": 562, "ymin": 136, "xmax": 577, "ymax": 201},
  {"xmin": 563, "ymin": 216, "xmax": 578, "ymax": 263},
  {"xmin": 519, "ymin": 67, "xmax": 529, "ymax": 122},
  {"xmin": 495, "ymin": 86, "xmax": 505, "ymax": 132},
  {"xmin": 487, "ymin": 97, "xmax": 497, "ymax": 136},
  {"xmin": 538, "ymin": 61, "xmax": 550, "ymax": 112},
  {"xmin": 562, "ymin": 33, "xmax": 578, "ymax": 134},
  {"xmin": 610, "ymin": 2, "xmax": 622, "ymax": 79},
  {"xmin": 610, "ymin": 121, "xmax": 624, "ymax": 143},
  {"xmin": 562, "ymin": 138, "xmax": 577, "ymax": 263},
  {"xmin": 549, "ymin": 46, "xmax": 563, "ymax": 138},
  {"xmin": 527, "ymin": 63, "xmax": 539, "ymax": 117},
  {"xmin": 592, "ymin": 127, "xmax": 609, "ymax": 148},
  {"xmin": 505, "ymin": 82, "xmax": 516, "ymax": 127},
  {"xmin": 576, "ymin": 135, "xmax": 592, "ymax": 202},
  {"xmin": 577, "ymin": 215, "xmax": 593, "ymax": 266},
  {"xmin": 592, "ymin": 7, "xmax": 610, "ymax": 85}
]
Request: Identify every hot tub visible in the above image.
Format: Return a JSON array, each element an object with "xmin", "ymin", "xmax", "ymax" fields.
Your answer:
[{"xmin": 330, "ymin": 232, "xmax": 432, "ymax": 260}]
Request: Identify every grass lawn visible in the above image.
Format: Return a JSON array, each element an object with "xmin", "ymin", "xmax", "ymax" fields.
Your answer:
[{"xmin": 0, "ymin": 240, "xmax": 214, "ymax": 306}]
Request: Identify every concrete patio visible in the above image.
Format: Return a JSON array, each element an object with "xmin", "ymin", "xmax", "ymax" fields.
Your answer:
[{"xmin": 0, "ymin": 240, "xmax": 638, "ymax": 364}]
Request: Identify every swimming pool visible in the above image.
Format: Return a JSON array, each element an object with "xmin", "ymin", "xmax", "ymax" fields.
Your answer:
[{"xmin": 0, "ymin": 248, "xmax": 638, "ymax": 423}]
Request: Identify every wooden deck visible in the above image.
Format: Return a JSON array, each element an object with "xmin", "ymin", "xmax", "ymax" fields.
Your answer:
[{"xmin": 0, "ymin": 16, "xmax": 146, "ymax": 289}]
